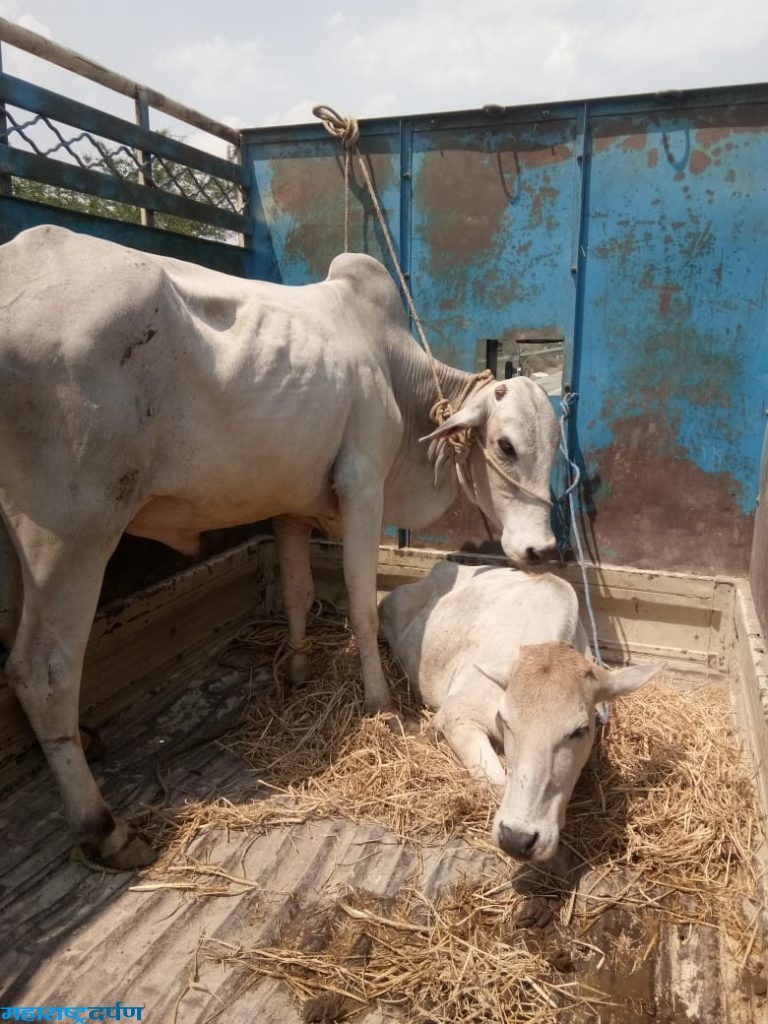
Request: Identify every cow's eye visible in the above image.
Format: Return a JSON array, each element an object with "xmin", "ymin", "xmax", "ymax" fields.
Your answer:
[
  {"xmin": 569, "ymin": 725, "xmax": 589, "ymax": 741},
  {"xmin": 498, "ymin": 438, "xmax": 517, "ymax": 459}
]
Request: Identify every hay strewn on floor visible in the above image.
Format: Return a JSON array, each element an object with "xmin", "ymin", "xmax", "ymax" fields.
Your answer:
[{"xmin": 138, "ymin": 609, "xmax": 765, "ymax": 1022}]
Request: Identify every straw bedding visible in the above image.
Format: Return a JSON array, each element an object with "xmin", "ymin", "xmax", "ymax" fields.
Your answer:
[{"xmin": 138, "ymin": 608, "xmax": 765, "ymax": 1021}]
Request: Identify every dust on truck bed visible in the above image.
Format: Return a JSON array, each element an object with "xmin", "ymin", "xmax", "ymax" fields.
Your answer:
[{"xmin": 0, "ymin": 542, "xmax": 766, "ymax": 1023}]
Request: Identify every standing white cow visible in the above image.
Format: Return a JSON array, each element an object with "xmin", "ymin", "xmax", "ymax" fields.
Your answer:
[
  {"xmin": 379, "ymin": 562, "xmax": 663, "ymax": 861},
  {"xmin": 0, "ymin": 226, "xmax": 560, "ymax": 869}
]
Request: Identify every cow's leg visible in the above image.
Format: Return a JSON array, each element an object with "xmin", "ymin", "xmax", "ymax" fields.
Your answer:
[
  {"xmin": 4, "ymin": 520, "xmax": 155, "ymax": 869},
  {"xmin": 335, "ymin": 467, "xmax": 393, "ymax": 715},
  {"xmin": 274, "ymin": 518, "xmax": 314, "ymax": 684},
  {"xmin": 436, "ymin": 702, "xmax": 506, "ymax": 790}
]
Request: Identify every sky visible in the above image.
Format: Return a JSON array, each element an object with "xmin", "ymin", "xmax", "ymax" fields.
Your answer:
[{"xmin": 1, "ymin": 0, "xmax": 767, "ymax": 155}]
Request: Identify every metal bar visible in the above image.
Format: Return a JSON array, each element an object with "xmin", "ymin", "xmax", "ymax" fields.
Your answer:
[
  {"xmin": 0, "ymin": 16, "xmax": 240, "ymax": 146},
  {"xmin": 0, "ymin": 44, "xmax": 10, "ymax": 196},
  {"xmin": 134, "ymin": 88, "xmax": 153, "ymax": 229},
  {"xmin": 0, "ymin": 194, "xmax": 252, "ymax": 274},
  {"xmin": 567, "ymin": 103, "xmax": 591, "ymax": 395},
  {"xmin": 0, "ymin": 144, "xmax": 251, "ymax": 234},
  {"xmin": 238, "ymin": 135, "xmax": 249, "ymax": 249},
  {"xmin": 397, "ymin": 117, "xmax": 414, "ymax": 550},
  {"xmin": 0, "ymin": 72, "xmax": 246, "ymax": 184},
  {"xmin": 485, "ymin": 339, "xmax": 499, "ymax": 378}
]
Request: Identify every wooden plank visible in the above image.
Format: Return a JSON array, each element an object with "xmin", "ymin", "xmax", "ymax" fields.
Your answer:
[
  {"xmin": 304, "ymin": 541, "xmax": 734, "ymax": 671},
  {"xmin": 0, "ymin": 143, "xmax": 250, "ymax": 233},
  {"xmin": 0, "ymin": 16, "xmax": 240, "ymax": 146},
  {"xmin": 0, "ymin": 539, "xmax": 268, "ymax": 761},
  {"xmin": 732, "ymin": 584, "xmax": 768, "ymax": 830},
  {"xmin": 0, "ymin": 71, "xmax": 246, "ymax": 184}
]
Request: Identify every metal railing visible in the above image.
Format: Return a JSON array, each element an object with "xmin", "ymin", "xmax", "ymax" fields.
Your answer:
[{"xmin": 0, "ymin": 17, "xmax": 250, "ymax": 244}]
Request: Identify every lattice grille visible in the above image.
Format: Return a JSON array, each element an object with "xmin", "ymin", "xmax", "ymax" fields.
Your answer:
[{"xmin": 1, "ymin": 107, "xmax": 241, "ymax": 216}]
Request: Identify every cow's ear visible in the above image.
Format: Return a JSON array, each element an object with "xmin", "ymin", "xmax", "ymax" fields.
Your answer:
[
  {"xmin": 419, "ymin": 398, "xmax": 486, "ymax": 443},
  {"xmin": 593, "ymin": 661, "xmax": 665, "ymax": 702}
]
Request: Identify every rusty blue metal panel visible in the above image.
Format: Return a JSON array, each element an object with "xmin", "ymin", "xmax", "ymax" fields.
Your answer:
[
  {"xmin": 575, "ymin": 101, "xmax": 768, "ymax": 572},
  {"xmin": 243, "ymin": 88, "xmax": 768, "ymax": 574},
  {"xmin": 0, "ymin": 194, "xmax": 251, "ymax": 275},
  {"xmin": 408, "ymin": 118, "xmax": 578, "ymax": 372},
  {"xmin": 250, "ymin": 130, "xmax": 401, "ymax": 285}
]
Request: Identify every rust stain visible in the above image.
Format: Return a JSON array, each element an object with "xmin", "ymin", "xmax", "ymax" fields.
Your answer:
[
  {"xmin": 589, "ymin": 415, "xmax": 753, "ymax": 575},
  {"xmin": 591, "ymin": 117, "xmax": 649, "ymax": 154},
  {"xmin": 695, "ymin": 126, "xmax": 733, "ymax": 145},
  {"xmin": 657, "ymin": 283, "xmax": 680, "ymax": 317},
  {"xmin": 673, "ymin": 171, "xmax": 685, "ymax": 182},
  {"xmin": 416, "ymin": 149, "xmax": 509, "ymax": 259},
  {"xmin": 689, "ymin": 149, "xmax": 712, "ymax": 174},
  {"xmin": 270, "ymin": 149, "xmax": 397, "ymax": 280},
  {"xmin": 517, "ymin": 144, "xmax": 572, "ymax": 169},
  {"xmin": 621, "ymin": 132, "xmax": 647, "ymax": 152},
  {"xmin": 646, "ymin": 148, "xmax": 658, "ymax": 169},
  {"xmin": 415, "ymin": 138, "xmax": 570, "ymax": 262}
]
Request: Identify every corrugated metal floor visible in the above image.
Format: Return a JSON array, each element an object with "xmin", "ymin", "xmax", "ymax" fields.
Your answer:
[{"xmin": 0, "ymin": 636, "xmax": 763, "ymax": 1023}]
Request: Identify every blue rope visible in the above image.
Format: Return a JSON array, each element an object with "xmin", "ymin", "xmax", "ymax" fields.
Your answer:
[{"xmin": 558, "ymin": 393, "xmax": 606, "ymax": 675}]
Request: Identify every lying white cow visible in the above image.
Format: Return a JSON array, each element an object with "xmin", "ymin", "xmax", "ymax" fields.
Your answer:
[
  {"xmin": 0, "ymin": 226, "xmax": 560, "ymax": 869},
  {"xmin": 379, "ymin": 562, "xmax": 663, "ymax": 861}
]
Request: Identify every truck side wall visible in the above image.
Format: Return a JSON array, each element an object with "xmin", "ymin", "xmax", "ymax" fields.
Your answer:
[{"xmin": 245, "ymin": 87, "xmax": 768, "ymax": 576}]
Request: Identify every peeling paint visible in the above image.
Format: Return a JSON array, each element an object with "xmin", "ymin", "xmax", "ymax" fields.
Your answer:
[
  {"xmin": 689, "ymin": 149, "xmax": 712, "ymax": 174},
  {"xmin": 588, "ymin": 415, "xmax": 754, "ymax": 574},
  {"xmin": 246, "ymin": 95, "xmax": 768, "ymax": 575}
]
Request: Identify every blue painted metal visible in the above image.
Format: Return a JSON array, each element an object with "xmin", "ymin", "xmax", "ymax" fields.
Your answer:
[
  {"xmin": 251, "ymin": 132, "xmax": 401, "ymax": 285},
  {"xmin": 243, "ymin": 85, "xmax": 768, "ymax": 574},
  {"xmin": 0, "ymin": 68, "xmax": 255, "ymax": 247},
  {"xmin": 0, "ymin": 195, "xmax": 251, "ymax": 276},
  {"xmin": 0, "ymin": 72, "xmax": 246, "ymax": 184}
]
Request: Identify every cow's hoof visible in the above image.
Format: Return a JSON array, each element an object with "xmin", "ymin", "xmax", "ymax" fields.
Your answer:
[
  {"xmin": 99, "ymin": 832, "xmax": 158, "ymax": 871},
  {"xmin": 286, "ymin": 650, "xmax": 311, "ymax": 685},
  {"xmin": 370, "ymin": 708, "xmax": 407, "ymax": 736}
]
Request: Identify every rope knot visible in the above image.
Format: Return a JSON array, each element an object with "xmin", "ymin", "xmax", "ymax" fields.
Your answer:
[
  {"xmin": 429, "ymin": 396, "xmax": 453, "ymax": 425},
  {"xmin": 312, "ymin": 105, "xmax": 360, "ymax": 150},
  {"xmin": 287, "ymin": 637, "xmax": 312, "ymax": 654}
]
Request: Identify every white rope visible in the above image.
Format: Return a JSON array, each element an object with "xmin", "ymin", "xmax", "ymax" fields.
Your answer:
[{"xmin": 313, "ymin": 105, "xmax": 447, "ymax": 418}]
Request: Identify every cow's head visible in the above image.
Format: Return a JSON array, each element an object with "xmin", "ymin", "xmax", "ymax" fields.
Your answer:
[
  {"xmin": 483, "ymin": 642, "xmax": 663, "ymax": 862},
  {"xmin": 421, "ymin": 377, "xmax": 560, "ymax": 566}
]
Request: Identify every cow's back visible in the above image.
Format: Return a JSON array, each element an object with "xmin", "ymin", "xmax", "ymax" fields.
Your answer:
[
  {"xmin": 380, "ymin": 565, "xmax": 582, "ymax": 705},
  {"xmin": 0, "ymin": 228, "xmax": 403, "ymax": 546}
]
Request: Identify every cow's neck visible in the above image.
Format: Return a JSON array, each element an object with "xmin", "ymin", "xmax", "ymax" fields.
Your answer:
[{"xmin": 383, "ymin": 336, "xmax": 486, "ymax": 529}]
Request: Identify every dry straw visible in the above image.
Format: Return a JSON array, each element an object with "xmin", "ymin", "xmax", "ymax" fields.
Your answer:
[{"xmin": 138, "ymin": 609, "xmax": 765, "ymax": 1021}]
